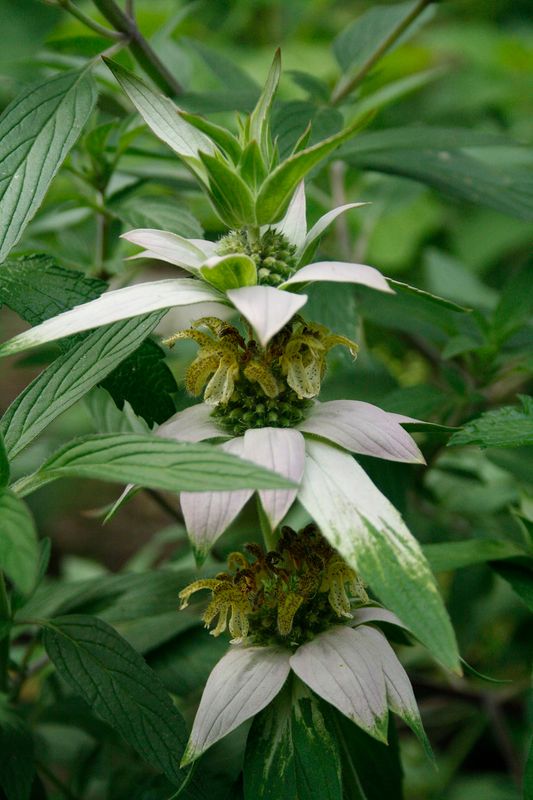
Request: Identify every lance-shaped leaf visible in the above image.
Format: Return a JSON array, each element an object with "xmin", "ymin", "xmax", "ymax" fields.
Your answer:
[
  {"xmin": 291, "ymin": 626, "xmax": 389, "ymax": 742},
  {"xmin": 156, "ymin": 403, "xmax": 225, "ymax": 443},
  {"xmin": 298, "ymin": 400, "xmax": 424, "ymax": 463},
  {"xmin": 1, "ymin": 312, "xmax": 165, "ymax": 459},
  {"xmin": 180, "ymin": 110, "xmax": 243, "ymax": 164},
  {"xmin": 199, "ymin": 152, "xmax": 257, "ymax": 226},
  {"xmin": 0, "ymin": 432, "xmax": 8, "ymax": 488},
  {"xmin": 298, "ymin": 440, "xmax": 460, "ymax": 672},
  {"xmin": 274, "ymin": 181, "xmax": 307, "ymax": 250},
  {"xmin": 182, "ymin": 645, "xmax": 291, "ymax": 765},
  {"xmin": 42, "ymin": 615, "xmax": 189, "ymax": 785},
  {"xmin": 299, "ymin": 202, "xmax": 368, "ymax": 264},
  {"xmin": 249, "ymin": 48, "xmax": 281, "ymax": 160},
  {"xmin": 227, "ymin": 285, "xmax": 307, "ymax": 347},
  {"xmin": 255, "ymin": 117, "xmax": 371, "ymax": 224},
  {"xmin": 120, "ymin": 228, "xmax": 208, "ymax": 270},
  {"xmin": 0, "ymin": 278, "xmax": 225, "ymax": 359},
  {"xmin": 104, "ymin": 58, "xmax": 213, "ymax": 177},
  {"xmin": 0, "ymin": 68, "xmax": 97, "ymax": 262},
  {"xmin": 14, "ymin": 433, "xmax": 296, "ymax": 498},
  {"xmin": 0, "ymin": 490, "xmax": 39, "ymax": 594}
]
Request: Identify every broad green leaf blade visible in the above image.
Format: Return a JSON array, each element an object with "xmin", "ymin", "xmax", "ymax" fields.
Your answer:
[
  {"xmin": 298, "ymin": 441, "xmax": 460, "ymax": 672},
  {"xmin": 0, "ymin": 701, "xmax": 35, "ymax": 800},
  {"xmin": 0, "ymin": 68, "xmax": 97, "ymax": 262},
  {"xmin": 198, "ymin": 152, "xmax": 257, "ymax": 226},
  {"xmin": 85, "ymin": 387, "xmax": 150, "ymax": 435},
  {"xmin": 200, "ymin": 254, "xmax": 257, "ymax": 291},
  {"xmin": 0, "ymin": 278, "xmax": 223, "ymax": 359},
  {"xmin": 1, "ymin": 312, "xmax": 163, "ymax": 459},
  {"xmin": 104, "ymin": 58, "xmax": 213, "ymax": 176},
  {"xmin": 244, "ymin": 680, "xmax": 343, "ymax": 800},
  {"xmin": 42, "ymin": 615, "xmax": 188, "ymax": 785},
  {"xmin": 249, "ymin": 49, "xmax": 281, "ymax": 160},
  {"xmin": 334, "ymin": 712, "xmax": 403, "ymax": 800},
  {"xmin": 491, "ymin": 264, "xmax": 533, "ymax": 343},
  {"xmin": 0, "ymin": 432, "xmax": 8, "ymax": 488},
  {"xmin": 449, "ymin": 396, "xmax": 533, "ymax": 448},
  {"xmin": 180, "ymin": 111, "xmax": 243, "ymax": 163},
  {"xmin": 345, "ymin": 146, "xmax": 533, "ymax": 221},
  {"xmin": 423, "ymin": 540, "xmax": 523, "ymax": 573},
  {"xmin": 333, "ymin": 1, "xmax": 432, "ymax": 73},
  {"xmin": 256, "ymin": 117, "xmax": 371, "ymax": 224},
  {"xmin": 0, "ymin": 490, "xmax": 39, "ymax": 594},
  {"xmin": 111, "ymin": 194, "xmax": 204, "ymax": 239},
  {"xmin": 491, "ymin": 558, "xmax": 533, "ymax": 613},
  {"xmin": 15, "ymin": 433, "xmax": 296, "ymax": 497}
]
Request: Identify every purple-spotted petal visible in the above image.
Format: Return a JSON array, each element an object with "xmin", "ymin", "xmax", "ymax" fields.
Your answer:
[
  {"xmin": 121, "ymin": 229, "xmax": 209, "ymax": 269},
  {"xmin": 243, "ymin": 428, "xmax": 305, "ymax": 529},
  {"xmin": 227, "ymin": 285, "xmax": 307, "ymax": 346},
  {"xmin": 182, "ymin": 645, "xmax": 291, "ymax": 765},
  {"xmin": 157, "ymin": 404, "xmax": 225, "ymax": 443},
  {"xmin": 290, "ymin": 625, "xmax": 388, "ymax": 742},
  {"xmin": 280, "ymin": 261, "xmax": 392, "ymax": 293},
  {"xmin": 299, "ymin": 400, "xmax": 425, "ymax": 463},
  {"xmin": 180, "ymin": 438, "xmax": 252, "ymax": 559}
]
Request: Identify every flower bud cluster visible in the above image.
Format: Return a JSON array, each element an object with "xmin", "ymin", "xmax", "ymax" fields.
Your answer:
[
  {"xmin": 179, "ymin": 525, "xmax": 368, "ymax": 646},
  {"xmin": 216, "ymin": 228, "xmax": 298, "ymax": 286}
]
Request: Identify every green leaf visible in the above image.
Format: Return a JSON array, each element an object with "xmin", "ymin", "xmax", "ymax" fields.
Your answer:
[
  {"xmin": 179, "ymin": 111, "xmax": 243, "ymax": 164},
  {"xmin": 0, "ymin": 701, "xmax": 34, "ymax": 800},
  {"xmin": 0, "ymin": 256, "xmax": 178, "ymax": 426},
  {"xmin": 449, "ymin": 396, "xmax": 533, "ymax": 449},
  {"xmin": 249, "ymin": 49, "xmax": 281, "ymax": 160},
  {"xmin": 423, "ymin": 539, "xmax": 523, "ymax": 573},
  {"xmin": 525, "ymin": 736, "xmax": 533, "ymax": 800},
  {"xmin": 104, "ymin": 58, "xmax": 213, "ymax": 177},
  {"xmin": 491, "ymin": 558, "xmax": 533, "ymax": 613},
  {"xmin": 198, "ymin": 152, "xmax": 256, "ymax": 226},
  {"xmin": 344, "ymin": 146, "xmax": 533, "ymax": 221},
  {"xmin": 85, "ymin": 387, "xmax": 150, "ymax": 435},
  {"xmin": 388, "ymin": 279, "xmax": 470, "ymax": 313},
  {"xmin": 238, "ymin": 140, "xmax": 268, "ymax": 189},
  {"xmin": 0, "ymin": 255, "xmax": 102, "ymax": 325},
  {"xmin": 199, "ymin": 254, "xmax": 257, "ymax": 291},
  {"xmin": 1, "ymin": 312, "xmax": 163, "ymax": 459},
  {"xmin": 256, "ymin": 117, "xmax": 371, "ymax": 224},
  {"xmin": 244, "ymin": 680, "xmax": 343, "ymax": 800},
  {"xmin": 334, "ymin": 712, "xmax": 403, "ymax": 800},
  {"xmin": 333, "ymin": 1, "xmax": 432, "ymax": 73},
  {"xmin": 0, "ymin": 490, "xmax": 39, "ymax": 594},
  {"xmin": 0, "ymin": 431, "xmax": 8, "ymax": 488},
  {"xmin": 14, "ymin": 433, "xmax": 295, "ymax": 497},
  {"xmin": 42, "ymin": 615, "xmax": 188, "ymax": 785},
  {"xmin": 0, "ymin": 68, "xmax": 97, "ymax": 263},
  {"xmin": 491, "ymin": 264, "xmax": 533, "ymax": 342},
  {"xmin": 111, "ymin": 194, "xmax": 204, "ymax": 239}
]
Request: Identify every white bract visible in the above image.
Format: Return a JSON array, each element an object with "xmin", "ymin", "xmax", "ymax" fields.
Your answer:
[
  {"xmin": 157, "ymin": 401, "xmax": 460, "ymax": 672},
  {"xmin": 0, "ymin": 186, "xmax": 391, "ymax": 357},
  {"xmin": 181, "ymin": 607, "xmax": 431, "ymax": 765}
]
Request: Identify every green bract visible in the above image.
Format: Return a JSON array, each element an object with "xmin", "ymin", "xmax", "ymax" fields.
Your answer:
[{"xmin": 105, "ymin": 53, "xmax": 372, "ymax": 227}]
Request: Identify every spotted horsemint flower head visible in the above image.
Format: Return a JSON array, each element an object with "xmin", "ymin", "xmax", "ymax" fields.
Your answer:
[{"xmin": 178, "ymin": 525, "xmax": 431, "ymax": 766}]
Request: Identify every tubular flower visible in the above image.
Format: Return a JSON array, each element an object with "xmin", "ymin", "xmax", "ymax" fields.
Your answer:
[
  {"xmin": 164, "ymin": 315, "xmax": 357, "ymax": 411},
  {"xmin": 179, "ymin": 525, "xmax": 368, "ymax": 645},
  {"xmin": 178, "ymin": 527, "xmax": 432, "ymax": 767}
]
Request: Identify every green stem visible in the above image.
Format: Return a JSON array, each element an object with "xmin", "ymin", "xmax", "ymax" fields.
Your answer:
[
  {"xmin": 0, "ymin": 572, "xmax": 11, "ymax": 692},
  {"xmin": 246, "ymin": 225, "xmax": 261, "ymax": 248},
  {"xmin": 91, "ymin": 0, "xmax": 183, "ymax": 96},
  {"xmin": 257, "ymin": 497, "xmax": 277, "ymax": 551},
  {"xmin": 57, "ymin": 0, "xmax": 124, "ymax": 39},
  {"xmin": 330, "ymin": 0, "xmax": 433, "ymax": 105}
]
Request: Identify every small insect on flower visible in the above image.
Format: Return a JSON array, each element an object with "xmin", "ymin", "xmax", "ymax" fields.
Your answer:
[{"xmin": 179, "ymin": 525, "xmax": 432, "ymax": 767}]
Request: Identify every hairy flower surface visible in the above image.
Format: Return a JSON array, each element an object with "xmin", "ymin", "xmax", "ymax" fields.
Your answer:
[
  {"xmin": 164, "ymin": 315, "xmax": 357, "ymax": 414},
  {"xmin": 178, "ymin": 528, "xmax": 431, "ymax": 766},
  {"xmin": 179, "ymin": 525, "xmax": 368, "ymax": 645}
]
